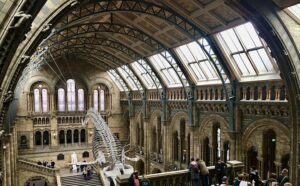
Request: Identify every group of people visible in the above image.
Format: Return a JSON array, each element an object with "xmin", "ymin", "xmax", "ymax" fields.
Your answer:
[
  {"xmin": 127, "ymin": 171, "xmax": 151, "ymax": 186},
  {"xmin": 82, "ymin": 166, "xmax": 94, "ymax": 180},
  {"xmin": 234, "ymin": 167, "xmax": 292, "ymax": 186},
  {"xmin": 37, "ymin": 160, "xmax": 55, "ymax": 168},
  {"xmin": 188, "ymin": 158, "xmax": 210, "ymax": 186}
]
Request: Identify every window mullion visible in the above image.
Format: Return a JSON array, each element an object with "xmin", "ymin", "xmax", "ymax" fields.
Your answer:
[
  {"xmin": 234, "ymin": 29, "xmax": 260, "ymax": 75},
  {"xmin": 186, "ymin": 44, "xmax": 210, "ymax": 80}
]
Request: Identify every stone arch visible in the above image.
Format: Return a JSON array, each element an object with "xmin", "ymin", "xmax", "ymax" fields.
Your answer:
[
  {"xmin": 242, "ymin": 118, "xmax": 290, "ymax": 161},
  {"xmin": 136, "ymin": 159, "xmax": 145, "ymax": 175},
  {"xmin": 88, "ymin": 76, "xmax": 115, "ymax": 94},
  {"xmin": 197, "ymin": 114, "xmax": 232, "ymax": 164},
  {"xmin": 169, "ymin": 111, "xmax": 188, "ymax": 131},
  {"xmin": 24, "ymin": 176, "xmax": 50, "ymax": 186},
  {"xmin": 23, "ymin": 75, "xmax": 55, "ymax": 93},
  {"xmin": 151, "ymin": 167, "xmax": 162, "ymax": 174}
]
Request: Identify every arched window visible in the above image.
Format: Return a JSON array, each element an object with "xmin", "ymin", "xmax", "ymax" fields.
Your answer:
[
  {"xmin": 58, "ymin": 88, "xmax": 65, "ymax": 112},
  {"xmin": 212, "ymin": 123, "xmax": 221, "ymax": 162},
  {"xmin": 42, "ymin": 89, "xmax": 48, "ymax": 112},
  {"xmin": 67, "ymin": 130, "xmax": 72, "ymax": 144},
  {"xmin": 78, "ymin": 89, "xmax": 84, "ymax": 111},
  {"xmin": 59, "ymin": 130, "xmax": 65, "ymax": 144},
  {"xmin": 263, "ymin": 129, "xmax": 276, "ymax": 178},
  {"xmin": 34, "ymin": 89, "xmax": 40, "ymax": 112},
  {"xmin": 173, "ymin": 132, "xmax": 179, "ymax": 161},
  {"xmin": 224, "ymin": 141, "xmax": 230, "ymax": 162},
  {"xmin": 93, "ymin": 90, "xmax": 98, "ymax": 111},
  {"xmin": 20, "ymin": 135, "xmax": 27, "ymax": 149},
  {"xmin": 67, "ymin": 79, "xmax": 76, "ymax": 111},
  {"xmin": 80, "ymin": 129, "xmax": 86, "ymax": 143},
  {"xmin": 43, "ymin": 131, "xmax": 49, "ymax": 145},
  {"xmin": 100, "ymin": 89, "xmax": 105, "ymax": 111},
  {"xmin": 35, "ymin": 131, "xmax": 42, "ymax": 146},
  {"xmin": 74, "ymin": 129, "xmax": 79, "ymax": 143}
]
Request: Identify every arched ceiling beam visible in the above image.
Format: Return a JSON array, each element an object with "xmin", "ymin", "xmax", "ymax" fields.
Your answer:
[
  {"xmin": 50, "ymin": 0, "xmax": 234, "ymax": 99},
  {"xmin": 47, "ymin": 36, "xmax": 165, "ymax": 89},
  {"xmin": 49, "ymin": 46, "xmax": 146, "ymax": 92},
  {"xmin": 51, "ymin": 52, "xmax": 131, "ymax": 92},
  {"xmin": 44, "ymin": 23, "xmax": 193, "ymax": 93}
]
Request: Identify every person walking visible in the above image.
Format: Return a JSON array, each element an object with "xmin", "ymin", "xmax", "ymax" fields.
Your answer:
[{"xmin": 215, "ymin": 157, "xmax": 227, "ymax": 185}]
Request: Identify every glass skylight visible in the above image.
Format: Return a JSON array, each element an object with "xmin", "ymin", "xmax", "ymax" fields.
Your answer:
[
  {"xmin": 117, "ymin": 66, "xmax": 141, "ymax": 91},
  {"xmin": 107, "ymin": 70, "xmax": 128, "ymax": 91},
  {"xmin": 288, "ymin": 3, "xmax": 300, "ymax": 20},
  {"xmin": 218, "ymin": 22, "xmax": 278, "ymax": 78},
  {"xmin": 149, "ymin": 53, "xmax": 181, "ymax": 87},
  {"xmin": 175, "ymin": 41, "xmax": 219, "ymax": 82},
  {"xmin": 131, "ymin": 60, "xmax": 157, "ymax": 89}
]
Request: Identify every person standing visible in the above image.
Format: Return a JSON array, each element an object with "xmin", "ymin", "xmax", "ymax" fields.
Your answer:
[
  {"xmin": 189, "ymin": 159, "xmax": 200, "ymax": 186},
  {"xmin": 249, "ymin": 167, "xmax": 259, "ymax": 186},
  {"xmin": 197, "ymin": 159, "xmax": 209, "ymax": 186},
  {"xmin": 140, "ymin": 175, "xmax": 150, "ymax": 186},
  {"xmin": 215, "ymin": 157, "xmax": 227, "ymax": 185},
  {"xmin": 277, "ymin": 169, "xmax": 289, "ymax": 186}
]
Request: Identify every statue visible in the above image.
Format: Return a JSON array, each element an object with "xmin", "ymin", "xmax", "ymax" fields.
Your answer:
[{"xmin": 71, "ymin": 152, "xmax": 77, "ymax": 171}]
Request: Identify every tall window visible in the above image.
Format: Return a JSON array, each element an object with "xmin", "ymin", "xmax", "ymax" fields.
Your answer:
[
  {"xmin": 34, "ymin": 89, "xmax": 40, "ymax": 112},
  {"xmin": 100, "ymin": 89, "xmax": 105, "ymax": 111},
  {"xmin": 42, "ymin": 89, "xmax": 48, "ymax": 112},
  {"xmin": 93, "ymin": 90, "xmax": 98, "ymax": 112},
  {"xmin": 78, "ymin": 89, "xmax": 84, "ymax": 111},
  {"xmin": 58, "ymin": 79, "xmax": 85, "ymax": 112},
  {"xmin": 58, "ymin": 88, "xmax": 65, "ymax": 112},
  {"xmin": 67, "ymin": 79, "xmax": 76, "ymax": 111},
  {"xmin": 93, "ymin": 87, "xmax": 106, "ymax": 112},
  {"xmin": 219, "ymin": 22, "xmax": 278, "ymax": 79},
  {"xmin": 33, "ymin": 86, "xmax": 48, "ymax": 112}
]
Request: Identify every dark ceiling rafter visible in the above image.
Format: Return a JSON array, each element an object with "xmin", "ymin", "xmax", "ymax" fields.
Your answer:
[
  {"xmin": 49, "ymin": 0, "xmax": 234, "ymax": 101},
  {"xmin": 49, "ymin": 47, "xmax": 123, "ymax": 68},
  {"xmin": 108, "ymin": 69, "xmax": 131, "ymax": 92},
  {"xmin": 45, "ymin": 22, "xmax": 193, "ymax": 94},
  {"xmin": 49, "ymin": 45, "xmax": 147, "ymax": 92},
  {"xmin": 47, "ymin": 36, "xmax": 165, "ymax": 89},
  {"xmin": 117, "ymin": 65, "xmax": 145, "ymax": 92}
]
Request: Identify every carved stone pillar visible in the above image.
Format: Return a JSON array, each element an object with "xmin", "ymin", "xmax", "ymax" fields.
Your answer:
[
  {"xmin": 162, "ymin": 123, "xmax": 171, "ymax": 170},
  {"xmin": 144, "ymin": 119, "xmax": 151, "ymax": 174},
  {"xmin": 258, "ymin": 87, "xmax": 262, "ymax": 100}
]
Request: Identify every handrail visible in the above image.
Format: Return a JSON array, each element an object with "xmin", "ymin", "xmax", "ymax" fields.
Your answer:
[{"xmin": 17, "ymin": 158, "xmax": 58, "ymax": 176}]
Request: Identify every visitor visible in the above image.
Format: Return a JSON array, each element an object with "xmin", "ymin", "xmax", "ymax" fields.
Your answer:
[
  {"xmin": 220, "ymin": 176, "xmax": 228, "ymax": 186},
  {"xmin": 140, "ymin": 175, "xmax": 150, "ymax": 186},
  {"xmin": 83, "ymin": 168, "xmax": 87, "ymax": 180},
  {"xmin": 128, "ymin": 171, "xmax": 139, "ymax": 186},
  {"xmin": 233, "ymin": 173, "xmax": 243, "ymax": 186},
  {"xmin": 50, "ymin": 160, "xmax": 55, "ymax": 168},
  {"xmin": 249, "ymin": 166, "xmax": 260, "ymax": 186},
  {"xmin": 264, "ymin": 173, "xmax": 277, "ymax": 186},
  {"xmin": 197, "ymin": 159, "xmax": 209, "ymax": 186},
  {"xmin": 189, "ymin": 158, "xmax": 200, "ymax": 186},
  {"xmin": 215, "ymin": 157, "xmax": 227, "ymax": 185},
  {"xmin": 277, "ymin": 169, "xmax": 289, "ymax": 186}
]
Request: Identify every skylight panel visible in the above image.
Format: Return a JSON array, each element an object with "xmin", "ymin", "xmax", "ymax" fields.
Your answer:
[
  {"xmin": 175, "ymin": 41, "xmax": 220, "ymax": 82},
  {"xmin": 149, "ymin": 53, "xmax": 181, "ymax": 86},
  {"xmin": 131, "ymin": 61, "xmax": 156, "ymax": 89},
  {"xmin": 117, "ymin": 66, "xmax": 138, "ymax": 91},
  {"xmin": 288, "ymin": 3, "xmax": 300, "ymax": 20},
  {"xmin": 218, "ymin": 22, "xmax": 279, "ymax": 79},
  {"xmin": 107, "ymin": 70, "xmax": 128, "ymax": 91}
]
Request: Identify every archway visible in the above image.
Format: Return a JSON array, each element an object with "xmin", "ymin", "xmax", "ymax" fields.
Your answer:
[
  {"xmin": 24, "ymin": 176, "xmax": 50, "ymax": 186},
  {"xmin": 136, "ymin": 159, "xmax": 145, "ymax": 175}
]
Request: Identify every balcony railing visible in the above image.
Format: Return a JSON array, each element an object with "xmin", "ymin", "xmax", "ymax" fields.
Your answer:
[{"xmin": 116, "ymin": 160, "xmax": 244, "ymax": 186}]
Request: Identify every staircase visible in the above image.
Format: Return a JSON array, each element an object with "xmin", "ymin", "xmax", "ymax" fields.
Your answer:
[{"xmin": 61, "ymin": 174, "xmax": 102, "ymax": 186}]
